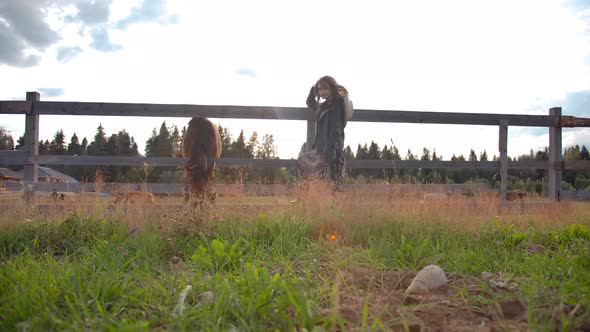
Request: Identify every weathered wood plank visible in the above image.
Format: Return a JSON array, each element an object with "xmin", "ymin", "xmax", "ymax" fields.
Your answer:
[
  {"xmin": 4, "ymin": 182, "xmax": 490, "ymax": 195},
  {"xmin": 35, "ymin": 102, "xmax": 314, "ymax": 120},
  {"xmin": 352, "ymin": 110, "xmax": 552, "ymax": 127},
  {"xmin": 347, "ymin": 159, "xmax": 496, "ymax": 169},
  {"xmin": 0, "ymin": 150, "xmax": 26, "ymax": 163},
  {"xmin": 37, "ymin": 155, "xmax": 183, "ymax": 167},
  {"xmin": 513, "ymin": 160, "xmax": 549, "ymax": 169},
  {"xmin": 561, "ymin": 116, "xmax": 590, "ymax": 127},
  {"xmin": 563, "ymin": 160, "xmax": 590, "ymax": 170},
  {"xmin": 31, "ymin": 155, "xmax": 560, "ymax": 170},
  {"xmin": 4, "ymin": 100, "xmax": 590, "ymax": 128},
  {"xmin": 0, "ymin": 101, "xmax": 31, "ymax": 114},
  {"xmin": 30, "ymin": 101, "xmax": 557, "ymax": 126},
  {"xmin": 216, "ymin": 158, "xmax": 297, "ymax": 168},
  {"xmin": 560, "ymin": 190, "xmax": 590, "ymax": 201},
  {"xmin": 36, "ymin": 156, "xmax": 298, "ymax": 168},
  {"xmin": 348, "ymin": 159, "xmax": 549, "ymax": 169}
]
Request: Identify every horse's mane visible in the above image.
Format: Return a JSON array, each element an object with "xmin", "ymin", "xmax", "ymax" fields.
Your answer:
[{"xmin": 182, "ymin": 117, "xmax": 222, "ymax": 198}]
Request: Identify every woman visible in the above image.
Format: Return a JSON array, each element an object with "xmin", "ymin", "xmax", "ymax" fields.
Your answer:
[{"xmin": 305, "ymin": 75, "xmax": 347, "ymax": 185}]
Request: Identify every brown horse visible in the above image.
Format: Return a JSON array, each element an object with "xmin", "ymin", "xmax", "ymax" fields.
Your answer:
[{"xmin": 182, "ymin": 117, "xmax": 222, "ymax": 205}]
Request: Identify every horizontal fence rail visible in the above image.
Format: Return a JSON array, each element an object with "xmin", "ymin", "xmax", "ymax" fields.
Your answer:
[
  {"xmin": 3, "ymin": 182, "xmax": 491, "ymax": 195},
  {"xmin": 1, "ymin": 94, "xmax": 589, "ymax": 203},
  {"xmin": 4, "ymin": 100, "xmax": 590, "ymax": 127},
  {"xmin": 3, "ymin": 182, "xmax": 588, "ymax": 201}
]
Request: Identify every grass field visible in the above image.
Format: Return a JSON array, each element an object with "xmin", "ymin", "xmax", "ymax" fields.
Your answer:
[{"xmin": 1, "ymin": 182, "xmax": 589, "ymax": 331}]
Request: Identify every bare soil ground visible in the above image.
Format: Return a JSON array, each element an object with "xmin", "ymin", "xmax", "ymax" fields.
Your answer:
[{"xmin": 328, "ymin": 267, "xmax": 530, "ymax": 331}]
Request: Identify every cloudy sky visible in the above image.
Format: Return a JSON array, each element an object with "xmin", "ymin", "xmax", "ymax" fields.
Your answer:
[{"xmin": 1, "ymin": 0, "xmax": 589, "ymax": 159}]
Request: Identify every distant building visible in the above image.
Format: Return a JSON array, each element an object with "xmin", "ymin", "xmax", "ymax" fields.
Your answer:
[
  {"xmin": 34, "ymin": 166, "xmax": 79, "ymax": 183},
  {"xmin": 2, "ymin": 166, "xmax": 79, "ymax": 184},
  {"xmin": 0, "ymin": 168, "xmax": 22, "ymax": 189}
]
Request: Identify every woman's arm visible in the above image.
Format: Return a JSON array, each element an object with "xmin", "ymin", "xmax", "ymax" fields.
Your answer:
[{"xmin": 306, "ymin": 85, "xmax": 318, "ymax": 110}]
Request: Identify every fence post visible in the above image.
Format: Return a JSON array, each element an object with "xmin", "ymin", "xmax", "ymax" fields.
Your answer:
[
  {"xmin": 548, "ymin": 107, "xmax": 562, "ymax": 201},
  {"xmin": 24, "ymin": 91, "xmax": 40, "ymax": 204},
  {"xmin": 306, "ymin": 120, "xmax": 315, "ymax": 152},
  {"xmin": 499, "ymin": 120, "xmax": 508, "ymax": 202}
]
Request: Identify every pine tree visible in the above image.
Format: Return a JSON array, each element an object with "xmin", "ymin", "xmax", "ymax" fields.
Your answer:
[
  {"xmin": 113, "ymin": 130, "xmax": 136, "ymax": 156},
  {"xmin": 131, "ymin": 137, "xmax": 138, "ymax": 155},
  {"xmin": 231, "ymin": 130, "xmax": 248, "ymax": 158},
  {"xmin": 380, "ymin": 145, "xmax": 397, "ymax": 180},
  {"xmin": 15, "ymin": 135, "xmax": 24, "ymax": 150},
  {"xmin": 367, "ymin": 141, "xmax": 381, "ymax": 160},
  {"xmin": 255, "ymin": 134, "xmax": 279, "ymax": 183},
  {"xmin": 353, "ymin": 144, "xmax": 369, "ymax": 178},
  {"xmin": 432, "ymin": 150, "xmax": 440, "ymax": 161},
  {"xmin": 449, "ymin": 154, "xmax": 467, "ymax": 183},
  {"xmin": 257, "ymin": 134, "xmax": 277, "ymax": 159},
  {"xmin": 106, "ymin": 133, "xmax": 120, "ymax": 156},
  {"xmin": 81, "ymin": 138, "xmax": 88, "ymax": 155},
  {"xmin": 344, "ymin": 145, "xmax": 354, "ymax": 160},
  {"xmin": 564, "ymin": 145, "xmax": 581, "ymax": 161},
  {"xmin": 49, "ymin": 130, "xmax": 67, "ymax": 155},
  {"xmin": 145, "ymin": 128, "xmax": 158, "ymax": 156},
  {"xmin": 535, "ymin": 147, "xmax": 548, "ymax": 160},
  {"xmin": 0, "ymin": 128, "xmax": 14, "ymax": 150},
  {"xmin": 366, "ymin": 141, "xmax": 381, "ymax": 178},
  {"xmin": 418, "ymin": 148, "xmax": 432, "ymax": 182},
  {"xmin": 468, "ymin": 149, "xmax": 478, "ymax": 161},
  {"xmin": 39, "ymin": 140, "xmax": 50, "ymax": 155},
  {"xmin": 420, "ymin": 148, "xmax": 431, "ymax": 161},
  {"xmin": 563, "ymin": 145, "xmax": 583, "ymax": 186},
  {"xmin": 343, "ymin": 145, "xmax": 354, "ymax": 178},
  {"xmin": 479, "ymin": 150, "xmax": 488, "ymax": 161},
  {"xmin": 356, "ymin": 144, "xmax": 369, "ymax": 159},
  {"xmin": 63, "ymin": 133, "xmax": 83, "ymax": 181},
  {"xmin": 100, "ymin": 130, "xmax": 139, "ymax": 182},
  {"xmin": 170, "ymin": 125, "xmax": 182, "ymax": 157},
  {"xmin": 217, "ymin": 125, "xmax": 233, "ymax": 157},
  {"xmin": 88, "ymin": 124, "xmax": 108, "ymax": 156},
  {"xmin": 247, "ymin": 131, "xmax": 259, "ymax": 158},
  {"xmin": 391, "ymin": 144, "xmax": 401, "ymax": 160},
  {"xmin": 158, "ymin": 122, "xmax": 173, "ymax": 156},
  {"xmin": 145, "ymin": 122, "xmax": 174, "ymax": 157},
  {"xmin": 381, "ymin": 145, "xmax": 394, "ymax": 160},
  {"xmin": 48, "ymin": 129, "xmax": 67, "ymax": 171},
  {"xmin": 67, "ymin": 133, "xmax": 83, "ymax": 155},
  {"xmin": 431, "ymin": 149, "xmax": 446, "ymax": 182}
]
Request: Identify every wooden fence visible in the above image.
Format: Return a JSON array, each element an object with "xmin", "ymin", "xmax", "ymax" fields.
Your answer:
[{"xmin": 1, "ymin": 91, "xmax": 590, "ymax": 202}]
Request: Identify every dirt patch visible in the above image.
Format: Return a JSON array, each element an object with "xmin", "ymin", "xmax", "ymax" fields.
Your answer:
[{"xmin": 326, "ymin": 267, "xmax": 529, "ymax": 331}]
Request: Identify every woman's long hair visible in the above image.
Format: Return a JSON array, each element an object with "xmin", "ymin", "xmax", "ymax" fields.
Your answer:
[{"xmin": 315, "ymin": 76, "xmax": 348, "ymax": 112}]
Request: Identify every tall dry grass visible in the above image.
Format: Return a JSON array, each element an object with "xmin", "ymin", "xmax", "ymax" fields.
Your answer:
[{"xmin": 2, "ymin": 177, "xmax": 588, "ymax": 236}]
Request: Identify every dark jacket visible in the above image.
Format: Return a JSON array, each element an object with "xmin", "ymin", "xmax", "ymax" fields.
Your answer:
[{"xmin": 306, "ymin": 86, "xmax": 345, "ymax": 163}]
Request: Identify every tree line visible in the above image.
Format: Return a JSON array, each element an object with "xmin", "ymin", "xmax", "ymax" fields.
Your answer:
[
  {"xmin": 0, "ymin": 123, "xmax": 283, "ymax": 184},
  {"xmin": 340, "ymin": 140, "xmax": 590, "ymax": 192},
  {"xmin": 1, "ymin": 126, "xmax": 589, "ymax": 191}
]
